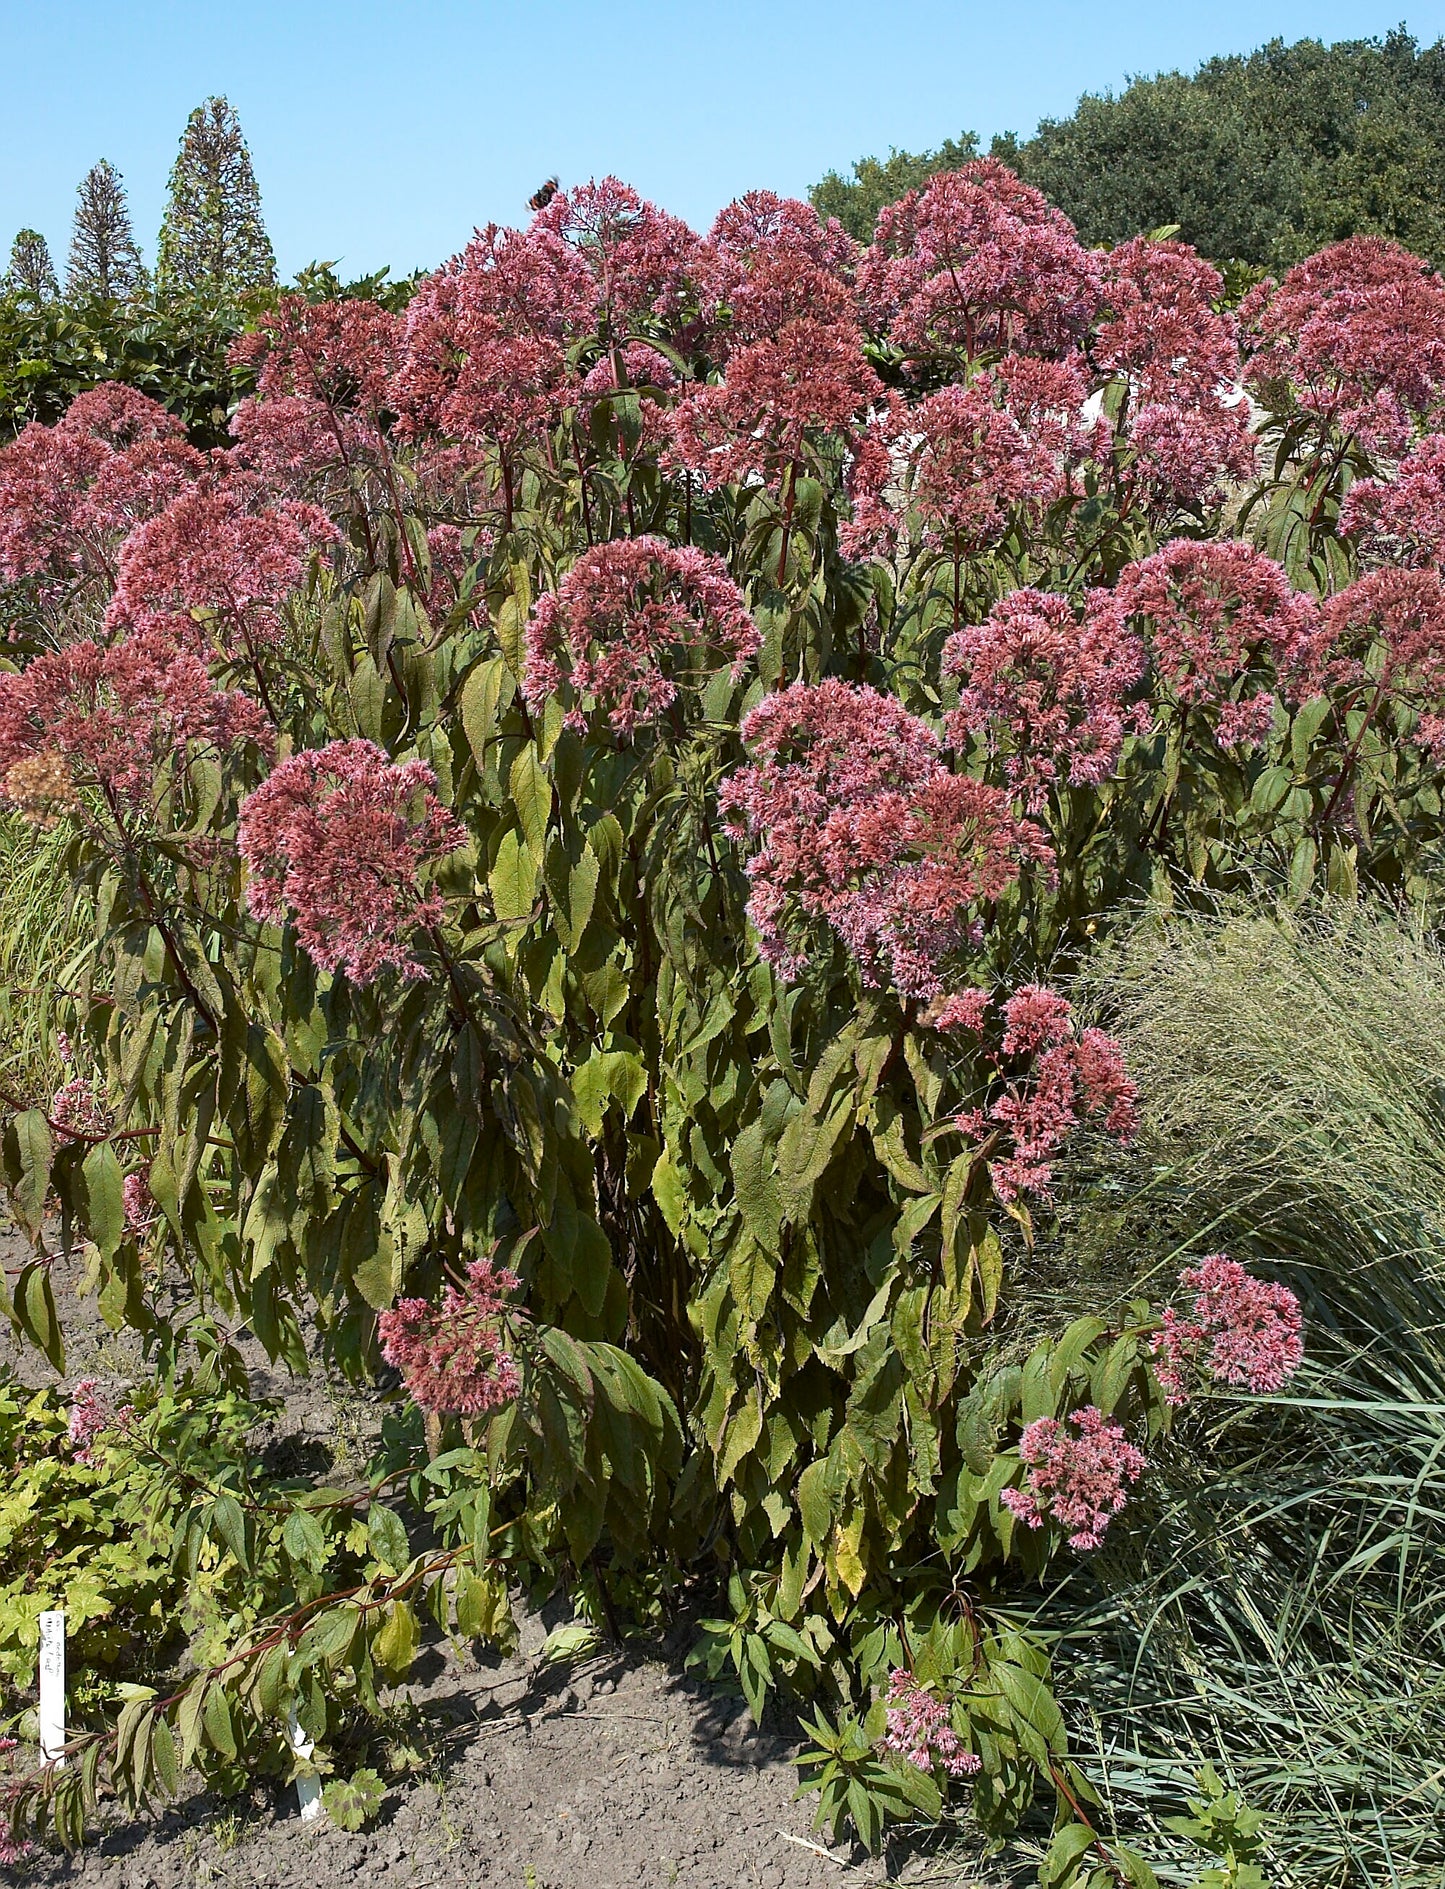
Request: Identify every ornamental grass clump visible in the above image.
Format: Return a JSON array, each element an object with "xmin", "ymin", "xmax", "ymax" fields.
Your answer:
[{"xmin": 0, "ymin": 155, "xmax": 1440, "ymax": 1878}]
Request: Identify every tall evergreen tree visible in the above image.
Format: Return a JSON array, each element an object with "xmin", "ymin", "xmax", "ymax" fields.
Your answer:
[
  {"xmin": 155, "ymin": 96, "xmax": 276, "ymax": 296},
  {"xmin": 4, "ymin": 230, "xmax": 58, "ymax": 301},
  {"xmin": 66, "ymin": 159, "xmax": 146, "ymax": 301}
]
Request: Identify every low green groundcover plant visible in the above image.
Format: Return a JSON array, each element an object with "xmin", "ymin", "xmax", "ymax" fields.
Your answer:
[{"xmin": 0, "ymin": 162, "xmax": 1440, "ymax": 1880}]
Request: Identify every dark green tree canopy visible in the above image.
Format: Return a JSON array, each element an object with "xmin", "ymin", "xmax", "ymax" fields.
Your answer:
[
  {"xmin": 811, "ymin": 30, "xmax": 1445, "ymax": 268},
  {"xmin": 156, "ymin": 96, "xmax": 276, "ymax": 296},
  {"xmin": 67, "ymin": 160, "xmax": 146, "ymax": 302},
  {"xmin": 4, "ymin": 230, "xmax": 58, "ymax": 303}
]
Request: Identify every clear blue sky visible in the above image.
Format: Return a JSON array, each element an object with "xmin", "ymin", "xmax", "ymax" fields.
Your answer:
[{"xmin": 5, "ymin": 2, "xmax": 1445, "ymax": 282}]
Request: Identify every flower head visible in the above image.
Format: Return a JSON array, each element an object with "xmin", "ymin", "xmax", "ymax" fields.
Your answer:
[
  {"xmin": 1001, "ymin": 1405, "xmax": 1146, "ymax": 1550},
  {"xmin": 1087, "ymin": 540, "xmax": 1322, "ymax": 744},
  {"xmin": 844, "ymin": 357, "xmax": 1103, "ymax": 559},
  {"xmin": 532, "ymin": 176, "xmax": 701, "ymax": 330},
  {"xmin": 1319, "ymin": 568, "xmax": 1445, "ymax": 759},
  {"xmin": 943, "ymin": 587, "xmax": 1147, "ymax": 808},
  {"xmin": 0, "ymin": 624, "xmax": 269, "ymax": 808},
  {"xmin": 0, "ymin": 385, "xmax": 201, "ymax": 589},
  {"xmin": 378, "ymin": 1257, "xmax": 521, "ymax": 1418},
  {"xmin": 699, "ymin": 192, "xmax": 860, "ymax": 350},
  {"xmin": 1152, "ymin": 1255, "xmax": 1303, "ymax": 1404},
  {"xmin": 524, "ymin": 536, "xmax": 757, "ymax": 735},
  {"xmin": 880, "ymin": 1671, "xmax": 980, "ymax": 1780},
  {"xmin": 1243, "ymin": 237, "xmax": 1445, "ymax": 452},
  {"xmin": 859, "ymin": 160, "xmax": 1102, "ymax": 362},
  {"xmin": 721, "ymin": 681, "xmax": 1051, "ymax": 997},
  {"xmin": 238, "ymin": 740, "xmax": 466, "ymax": 983},
  {"xmin": 67, "ymin": 1378, "xmax": 113, "ymax": 1464},
  {"xmin": 1342, "ymin": 435, "xmax": 1445, "ymax": 568},
  {"xmin": 668, "ymin": 318, "xmax": 883, "ymax": 493},
  {"xmin": 106, "ymin": 479, "xmax": 338, "ymax": 653}
]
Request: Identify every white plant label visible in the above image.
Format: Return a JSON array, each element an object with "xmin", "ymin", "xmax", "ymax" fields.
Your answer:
[
  {"xmin": 38, "ymin": 1611, "xmax": 65, "ymax": 1769},
  {"xmin": 287, "ymin": 1705, "xmax": 323, "ymax": 1823}
]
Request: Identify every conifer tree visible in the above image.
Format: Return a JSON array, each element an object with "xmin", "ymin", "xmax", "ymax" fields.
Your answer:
[
  {"xmin": 155, "ymin": 96, "xmax": 275, "ymax": 296},
  {"xmin": 66, "ymin": 160, "xmax": 146, "ymax": 300},
  {"xmin": 3, "ymin": 230, "xmax": 58, "ymax": 301}
]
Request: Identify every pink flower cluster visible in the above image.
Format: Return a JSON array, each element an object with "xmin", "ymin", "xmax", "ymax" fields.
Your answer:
[
  {"xmin": 1152, "ymin": 1255, "xmax": 1304, "ymax": 1405},
  {"xmin": 720, "ymin": 680, "xmax": 1052, "ymax": 998},
  {"xmin": 1098, "ymin": 238, "xmax": 1255, "ymax": 504},
  {"xmin": 1320, "ymin": 568, "xmax": 1445, "ymax": 758},
  {"xmin": 698, "ymin": 191, "xmax": 859, "ymax": 352},
  {"xmin": 106, "ymin": 480, "xmax": 338, "ymax": 653},
  {"xmin": 670, "ymin": 318, "xmax": 882, "ymax": 495},
  {"xmin": 859, "ymin": 160, "xmax": 1103, "ymax": 361},
  {"xmin": 523, "ymin": 536, "xmax": 758, "ymax": 736},
  {"xmin": 378, "ymin": 1256, "xmax": 521, "ymax": 1418},
  {"xmin": 0, "ymin": 623, "xmax": 269, "ymax": 809},
  {"xmin": 1342, "ymin": 435, "xmax": 1445, "ymax": 568},
  {"xmin": 0, "ymin": 384, "xmax": 202, "ymax": 591},
  {"xmin": 67, "ymin": 1378, "xmax": 113, "ymax": 1464},
  {"xmin": 1088, "ymin": 540, "xmax": 1323, "ymax": 748},
  {"xmin": 1243, "ymin": 236, "xmax": 1445, "ymax": 453},
  {"xmin": 1001, "ymin": 1405, "xmax": 1147, "ymax": 1551},
  {"xmin": 844, "ymin": 358, "xmax": 1103, "ymax": 559},
  {"xmin": 532, "ymin": 176, "xmax": 701, "ymax": 332},
  {"xmin": 944, "ymin": 983, "xmax": 1138, "ymax": 1202},
  {"xmin": 394, "ymin": 220, "xmax": 599, "ymax": 456},
  {"xmin": 237, "ymin": 740, "xmax": 467, "ymax": 984},
  {"xmin": 880, "ymin": 1670, "xmax": 980, "ymax": 1780},
  {"xmin": 943, "ymin": 587, "xmax": 1147, "ymax": 808},
  {"xmin": 123, "ymin": 1172, "xmax": 158, "ymax": 1236}
]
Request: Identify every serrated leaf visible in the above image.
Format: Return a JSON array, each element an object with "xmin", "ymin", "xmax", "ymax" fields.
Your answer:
[{"xmin": 509, "ymin": 746, "xmax": 552, "ymax": 859}]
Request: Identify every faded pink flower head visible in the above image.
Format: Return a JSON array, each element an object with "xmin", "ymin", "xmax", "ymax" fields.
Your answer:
[
  {"xmin": 106, "ymin": 478, "xmax": 339, "ymax": 654},
  {"xmin": 67, "ymin": 1378, "xmax": 112, "ymax": 1464},
  {"xmin": 668, "ymin": 318, "xmax": 883, "ymax": 494},
  {"xmin": 721, "ymin": 681, "xmax": 1052, "ymax": 998},
  {"xmin": 1097, "ymin": 237, "xmax": 1241, "ymax": 405},
  {"xmin": 1001, "ymin": 1405, "xmax": 1146, "ymax": 1551},
  {"xmin": 1152, "ymin": 1255, "xmax": 1303, "ymax": 1405},
  {"xmin": 1087, "ymin": 540, "xmax": 1323, "ymax": 744},
  {"xmin": 859, "ymin": 159, "xmax": 1103, "ymax": 362},
  {"xmin": 238, "ymin": 740, "xmax": 467, "ymax": 984},
  {"xmin": 0, "ymin": 384, "xmax": 202, "ymax": 590},
  {"xmin": 1342, "ymin": 434, "xmax": 1445, "ymax": 568},
  {"xmin": 122, "ymin": 1172, "xmax": 158, "ymax": 1236},
  {"xmin": 1243, "ymin": 236, "xmax": 1445, "ymax": 452},
  {"xmin": 943, "ymin": 586, "xmax": 1147, "ymax": 808},
  {"xmin": 880, "ymin": 1671, "xmax": 980, "ymax": 1780},
  {"xmin": 1320, "ymin": 569, "xmax": 1445, "ymax": 762},
  {"xmin": 524, "ymin": 535, "xmax": 758, "ymax": 735},
  {"xmin": 378, "ymin": 1257, "xmax": 521, "ymax": 1418},
  {"xmin": 844, "ymin": 357, "xmax": 1104, "ymax": 560},
  {"xmin": 532, "ymin": 177, "xmax": 701, "ymax": 330},
  {"xmin": 0, "ymin": 623, "xmax": 269, "ymax": 808},
  {"xmin": 393, "ymin": 221, "xmax": 595, "ymax": 453},
  {"xmin": 699, "ymin": 192, "xmax": 860, "ymax": 350}
]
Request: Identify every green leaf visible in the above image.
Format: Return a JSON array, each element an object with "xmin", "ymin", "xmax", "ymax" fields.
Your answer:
[
  {"xmin": 283, "ymin": 1507, "xmax": 328, "ymax": 1574},
  {"xmin": 489, "ymin": 827, "xmax": 537, "ymax": 922},
  {"xmin": 367, "ymin": 1504, "xmax": 410, "ymax": 1572},
  {"xmin": 373, "ymin": 1599, "xmax": 419, "ymax": 1679},
  {"xmin": 12, "ymin": 1109, "xmax": 52, "ymax": 1241},
  {"xmin": 16, "ymin": 1262, "xmax": 63, "ymax": 1371},
  {"xmin": 82, "ymin": 1139, "xmax": 125, "ymax": 1261},
  {"xmin": 730, "ymin": 1120, "xmax": 784, "ymax": 1249},
  {"xmin": 509, "ymin": 746, "xmax": 552, "ymax": 860},
  {"xmin": 460, "ymin": 656, "xmax": 507, "ymax": 768}
]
